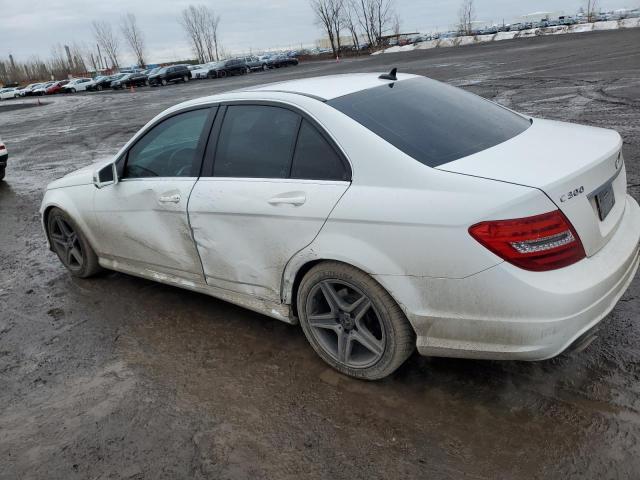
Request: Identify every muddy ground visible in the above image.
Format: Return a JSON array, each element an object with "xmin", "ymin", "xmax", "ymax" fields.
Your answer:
[{"xmin": 1, "ymin": 29, "xmax": 640, "ymax": 479}]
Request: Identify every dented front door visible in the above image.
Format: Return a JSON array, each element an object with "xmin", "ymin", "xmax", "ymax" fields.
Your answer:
[
  {"xmin": 93, "ymin": 178, "xmax": 205, "ymax": 283},
  {"xmin": 188, "ymin": 178, "xmax": 349, "ymax": 302}
]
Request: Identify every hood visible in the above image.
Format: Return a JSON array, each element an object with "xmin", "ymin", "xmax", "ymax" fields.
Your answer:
[{"xmin": 46, "ymin": 157, "xmax": 114, "ymax": 190}]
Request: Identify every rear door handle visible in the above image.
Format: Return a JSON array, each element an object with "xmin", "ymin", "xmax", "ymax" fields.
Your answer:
[
  {"xmin": 159, "ymin": 194, "xmax": 181, "ymax": 204},
  {"xmin": 268, "ymin": 193, "xmax": 306, "ymax": 206}
]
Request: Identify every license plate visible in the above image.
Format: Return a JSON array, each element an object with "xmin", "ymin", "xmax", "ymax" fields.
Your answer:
[{"xmin": 595, "ymin": 183, "xmax": 616, "ymax": 221}]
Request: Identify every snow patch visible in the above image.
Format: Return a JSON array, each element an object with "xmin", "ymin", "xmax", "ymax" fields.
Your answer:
[{"xmin": 374, "ymin": 18, "xmax": 640, "ymax": 56}]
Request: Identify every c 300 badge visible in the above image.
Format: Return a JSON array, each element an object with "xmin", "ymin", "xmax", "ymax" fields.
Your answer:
[{"xmin": 560, "ymin": 186, "xmax": 585, "ymax": 203}]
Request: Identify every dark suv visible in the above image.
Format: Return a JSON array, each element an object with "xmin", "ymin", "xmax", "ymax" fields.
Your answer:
[
  {"xmin": 148, "ymin": 65, "xmax": 191, "ymax": 86},
  {"xmin": 111, "ymin": 72, "xmax": 149, "ymax": 89},
  {"xmin": 221, "ymin": 59, "xmax": 250, "ymax": 76}
]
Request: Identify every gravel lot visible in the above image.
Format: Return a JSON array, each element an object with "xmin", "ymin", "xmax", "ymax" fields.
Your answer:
[{"xmin": 1, "ymin": 29, "xmax": 640, "ymax": 479}]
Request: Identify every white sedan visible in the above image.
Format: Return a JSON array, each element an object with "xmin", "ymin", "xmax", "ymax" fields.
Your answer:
[
  {"xmin": 0, "ymin": 88, "xmax": 20, "ymax": 100},
  {"xmin": 40, "ymin": 71, "xmax": 640, "ymax": 380},
  {"xmin": 61, "ymin": 78, "xmax": 93, "ymax": 93}
]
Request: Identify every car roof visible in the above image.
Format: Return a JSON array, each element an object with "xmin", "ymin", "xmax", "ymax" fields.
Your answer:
[{"xmin": 239, "ymin": 72, "xmax": 419, "ymax": 101}]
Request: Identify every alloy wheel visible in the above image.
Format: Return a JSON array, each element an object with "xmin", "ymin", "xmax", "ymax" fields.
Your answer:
[
  {"xmin": 305, "ymin": 279, "xmax": 386, "ymax": 368},
  {"xmin": 50, "ymin": 216, "xmax": 84, "ymax": 271}
]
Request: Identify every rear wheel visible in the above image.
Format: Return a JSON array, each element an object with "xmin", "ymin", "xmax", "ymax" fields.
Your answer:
[
  {"xmin": 183, "ymin": 75, "xmax": 189, "ymax": 82},
  {"xmin": 47, "ymin": 207, "xmax": 101, "ymax": 278},
  {"xmin": 97, "ymin": 85, "xmax": 103, "ymax": 91},
  {"xmin": 297, "ymin": 262, "xmax": 415, "ymax": 380},
  {"xmin": 161, "ymin": 78, "xmax": 168, "ymax": 86}
]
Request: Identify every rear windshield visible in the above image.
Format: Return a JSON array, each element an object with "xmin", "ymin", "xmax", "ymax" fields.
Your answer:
[{"xmin": 328, "ymin": 77, "xmax": 531, "ymax": 167}]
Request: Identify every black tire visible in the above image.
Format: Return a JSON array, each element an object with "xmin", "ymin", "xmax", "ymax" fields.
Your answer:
[
  {"xmin": 183, "ymin": 75, "xmax": 189, "ymax": 82},
  {"xmin": 161, "ymin": 78, "xmax": 168, "ymax": 86},
  {"xmin": 97, "ymin": 85, "xmax": 103, "ymax": 91},
  {"xmin": 262, "ymin": 64, "xmax": 268, "ymax": 71},
  {"xmin": 145, "ymin": 80, "xmax": 150, "ymax": 86},
  {"xmin": 219, "ymin": 70, "xmax": 227, "ymax": 78},
  {"xmin": 0, "ymin": 166, "xmax": 5, "ymax": 181},
  {"xmin": 70, "ymin": 88, "xmax": 76, "ymax": 93},
  {"xmin": 47, "ymin": 207, "xmax": 101, "ymax": 278},
  {"xmin": 297, "ymin": 261, "xmax": 415, "ymax": 380}
]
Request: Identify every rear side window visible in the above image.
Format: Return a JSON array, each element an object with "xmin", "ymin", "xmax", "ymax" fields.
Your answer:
[
  {"xmin": 328, "ymin": 77, "xmax": 531, "ymax": 167},
  {"xmin": 291, "ymin": 120, "xmax": 347, "ymax": 181},
  {"xmin": 214, "ymin": 105, "xmax": 300, "ymax": 178}
]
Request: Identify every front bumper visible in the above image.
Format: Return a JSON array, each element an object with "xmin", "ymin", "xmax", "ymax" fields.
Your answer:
[{"xmin": 376, "ymin": 194, "xmax": 640, "ymax": 361}]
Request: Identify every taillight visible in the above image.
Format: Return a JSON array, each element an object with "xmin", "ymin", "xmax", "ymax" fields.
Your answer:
[{"xmin": 469, "ymin": 210, "xmax": 586, "ymax": 271}]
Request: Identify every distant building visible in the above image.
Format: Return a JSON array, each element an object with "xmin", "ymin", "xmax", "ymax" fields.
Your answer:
[{"xmin": 316, "ymin": 36, "xmax": 355, "ymax": 49}]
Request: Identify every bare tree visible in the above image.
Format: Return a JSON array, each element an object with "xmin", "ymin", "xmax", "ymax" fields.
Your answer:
[
  {"xmin": 180, "ymin": 5, "xmax": 222, "ymax": 63},
  {"xmin": 353, "ymin": 0, "xmax": 396, "ymax": 47},
  {"xmin": 121, "ymin": 13, "xmax": 146, "ymax": 67},
  {"xmin": 458, "ymin": 0, "xmax": 475, "ymax": 35},
  {"xmin": 585, "ymin": 0, "xmax": 598, "ymax": 22},
  {"xmin": 310, "ymin": 0, "xmax": 344, "ymax": 57},
  {"xmin": 342, "ymin": 1, "xmax": 361, "ymax": 50},
  {"xmin": 92, "ymin": 20, "xmax": 120, "ymax": 69}
]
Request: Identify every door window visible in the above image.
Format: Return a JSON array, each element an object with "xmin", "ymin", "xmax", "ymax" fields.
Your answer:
[
  {"xmin": 213, "ymin": 105, "xmax": 300, "ymax": 178},
  {"xmin": 291, "ymin": 120, "xmax": 347, "ymax": 181},
  {"xmin": 124, "ymin": 109, "xmax": 210, "ymax": 179}
]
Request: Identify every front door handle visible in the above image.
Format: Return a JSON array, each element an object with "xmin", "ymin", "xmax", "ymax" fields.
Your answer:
[
  {"xmin": 268, "ymin": 193, "xmax": 306, "ymax": 206},
  {"xmin": 159, "ymin": 194, "xmax": 181, "ymax": 204}
]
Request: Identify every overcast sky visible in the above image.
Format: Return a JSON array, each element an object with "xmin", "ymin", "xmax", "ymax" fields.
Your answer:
[{"xmin": 3, "ymin": 0, "xmax": 636, "ymax": 65}]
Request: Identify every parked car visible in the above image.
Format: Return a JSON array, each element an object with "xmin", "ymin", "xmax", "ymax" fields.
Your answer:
[
  {"xmin": 148, "ymin": 65, "xmax": 191, "ymax": 86},
  {"xmin": 0, "ymin": 138, "xmax": 7, "ymax": 181},
  {"xmin": 191, "ymin": 62, "xmax": 227, "ymax": 79},
  {"xmin": 244, "ymin": 56, "xmax": 268, "ymax": 71},
  {"xmin": 45, "ymin": 80, "xmax": 69, "ymax": 95},
  {"xmin": 266, "ymin": 55, "xmax": 299, "ymax": 68},
  {"xmin": 111, "ymin": 72, "xmax": 149, "ymax": 89},
  {"xmin": 62, "ymin": 78, "xmax": 93, "ymax": 93},
  {"xmin": 87, "ymin": 75, "xmax": 115, "ymax": 91},
  {"xmin": 0, "ymin": 88, "xmax": 20, "ymax": 100},
  {"xmin": 33, "ymin": 82, "xmax": 55, "ymax": 96},
  {"xmin": 220, "ymin": 58, "xmax": 250, "ymax": 76},
  {"xmin": 40, "ymin": 71, "xmax": 640, "ymax": 380},
  {"xmin": 18, "ymin": 83, "xmax": 44, "ymax": 97}
]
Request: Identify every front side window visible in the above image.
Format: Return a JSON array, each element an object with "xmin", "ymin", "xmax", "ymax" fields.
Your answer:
[
  {"xmin": 124, "ymin": 109, "xmax": 210, "ymax": 179},
  {"xmin": 328, "ymin": 77, "xmax": 531, "ymax": 167},
  {"xmin": 213, "ymin": 105, "xmax": 300, "ymax": 178}
]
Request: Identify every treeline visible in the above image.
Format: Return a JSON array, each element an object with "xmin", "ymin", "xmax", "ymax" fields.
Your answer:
[{"xmin": 1, "ymin": 4, "xmax": 223, "ymax": 85}]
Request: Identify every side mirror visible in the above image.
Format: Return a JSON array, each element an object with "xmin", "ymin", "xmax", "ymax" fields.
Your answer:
[{"xmin": 93, "ymin": 163, "xmax": 118, "ymax": 189}]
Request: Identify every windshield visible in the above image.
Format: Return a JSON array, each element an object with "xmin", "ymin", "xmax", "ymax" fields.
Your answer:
[{"xmin": 328, "ymin": 77, "xmax": 531, "ymax": 167}]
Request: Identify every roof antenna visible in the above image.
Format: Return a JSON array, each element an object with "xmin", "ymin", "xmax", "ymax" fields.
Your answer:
[{"xmin": 379, "ymin": 68, "xmax": 398, "ymax": 81}]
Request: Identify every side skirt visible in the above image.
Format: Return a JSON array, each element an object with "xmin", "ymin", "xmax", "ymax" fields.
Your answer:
[{"xmin": 99, "ymin": 257, "xmax": 295, "ymax": 324}]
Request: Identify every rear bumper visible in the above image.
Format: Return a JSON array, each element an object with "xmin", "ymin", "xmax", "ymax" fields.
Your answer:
[{"xmin": 376, "ymin": 194, "xmax": 640, "ymax": 360}]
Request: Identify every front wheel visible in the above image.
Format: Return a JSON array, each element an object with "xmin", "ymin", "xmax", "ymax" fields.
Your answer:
[
  {"xmin": 297, "ymin": 262, "xmax": 415, "ymax": 380},
  {"xmin": 97, "ymin": 85, "xmax": 103, "ymax": 91},
  {"xmin": 47, "ymin": 207, "xmax": 101, "ymax": 278},
  {"xmin": 70, "ymin": 88, "xmax": 76, "ymax": 93},
  {"xmin": 161, "ymin": 78, "xmax": 168, "ymax": 86}
]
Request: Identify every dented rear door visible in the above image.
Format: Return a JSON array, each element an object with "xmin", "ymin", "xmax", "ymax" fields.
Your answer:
[{"xmin": 188, "ymin": 178, "xmax": 349, "ymax": 302}]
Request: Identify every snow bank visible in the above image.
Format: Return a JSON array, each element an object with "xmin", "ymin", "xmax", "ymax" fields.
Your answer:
[{"xmin": 374, "ymin": 18, "xmax": 640, "ymax": 55}]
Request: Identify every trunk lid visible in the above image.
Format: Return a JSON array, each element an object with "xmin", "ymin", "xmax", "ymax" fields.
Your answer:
[{"xmin": 438, "ymin": 118, "xmax": 626, "ymax": 256}]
